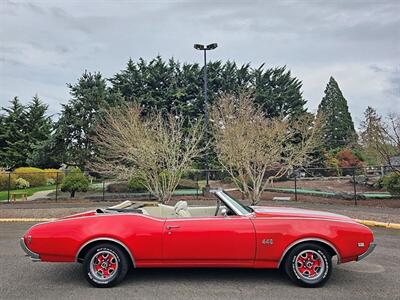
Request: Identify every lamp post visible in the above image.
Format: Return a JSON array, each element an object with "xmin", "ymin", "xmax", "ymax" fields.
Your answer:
[{"xmin": 194, "ymin": 43, "xmax": 218, "ymax": 190}]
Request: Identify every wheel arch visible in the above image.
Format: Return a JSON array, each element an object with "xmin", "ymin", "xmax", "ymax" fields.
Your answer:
[
  {"xmin": 278, "ymin": 238, "xmax": 341, "ymax": 268},
  {"xmin": 76, "ymin": 237, "xmax": 135, "ymax": 268}
]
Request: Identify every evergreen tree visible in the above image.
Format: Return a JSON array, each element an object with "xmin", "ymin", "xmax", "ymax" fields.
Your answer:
[
  {"xmin": 0, "ymin": 97, "xmax": 28, "ymax": 168},
  {"xmin": 55, "ymin": 71, "xmax": 116, "ymax": 168},
  {"xmin": 359, "ymin": 106, "xmax": 386, "ymax": 164},
  {"xmin": 253, "ymin": 65, "xmax": 306, "ymax": 118},
  {"xmin": 25, "ymin": 95, "xmax": 54, "ymax": 168},
  {"xmin": 109, "ymin": 57, "xmax": 308, "ymax": 169},
  {"xmin": 0, "ymin": 114, "xmax": 6, "ymax": 164},
  {"xmin": 109, "ymin": 57, "xmax": 307, "ymax": 121},
  {"xmin": 317, "ymin": 77, "xmax": 357, "ymax": 150}
]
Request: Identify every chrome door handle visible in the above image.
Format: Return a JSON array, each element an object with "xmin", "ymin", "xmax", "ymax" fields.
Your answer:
[{"xmin": 166, "ymin": 225, "xmax": 180, "ymax": 230}]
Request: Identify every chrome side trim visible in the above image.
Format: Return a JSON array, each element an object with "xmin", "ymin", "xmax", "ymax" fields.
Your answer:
[
  {"xmin": 20, "ymin": 238, "xmax": 41, "ymax": 262},
  {"xmin": 277, "ymin": 238, "xmax": 341, "ymax": 267},
  {"xmin": 357, "ymin": 242, "xmax": 376, "ymax": 261},
  {"xmin": 75, "ymin": 237, "xmax": 136, "ymax": 267}
]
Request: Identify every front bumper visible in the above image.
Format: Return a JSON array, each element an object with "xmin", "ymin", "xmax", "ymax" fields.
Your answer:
[
  {"xmin": 357, "ymin": 242, "xmax": 376, "ymax": 261},
  {"xmin": 20, "ymin": 238, "xmax": 41, "ymax": 262}
]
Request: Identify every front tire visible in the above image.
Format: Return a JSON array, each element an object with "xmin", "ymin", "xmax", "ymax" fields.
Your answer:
[
  {"xmin": 284, "ymin": 243, "xmax": 332, "ymax": 288},
  {"xmin": 83, "ymin": 243, "xmax": 129, "ymax": 288}
]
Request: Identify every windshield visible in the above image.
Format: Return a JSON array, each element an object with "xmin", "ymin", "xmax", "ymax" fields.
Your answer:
[{"xmin": 216, "ymin": 191, "xmax": 253, "ymax": 215}]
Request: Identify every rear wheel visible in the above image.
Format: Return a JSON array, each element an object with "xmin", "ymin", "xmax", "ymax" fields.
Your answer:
[
  {"xmin": 284, "ymin": 243, "xmax": 332, "ymax": 288},
  {"xmin": 83, "ymin": 243, "xmax": 129, "ymax": 288}
]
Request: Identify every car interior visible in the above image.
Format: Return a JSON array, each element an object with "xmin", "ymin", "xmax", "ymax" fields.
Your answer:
[{"xmin": 99, "ymin": 199, "xmax": 232, "ymax": 218}]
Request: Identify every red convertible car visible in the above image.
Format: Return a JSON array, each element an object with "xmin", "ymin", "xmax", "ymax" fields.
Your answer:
[{"xmin": 20, "ymin": 190, "xmax": 375, "ymax": 288}]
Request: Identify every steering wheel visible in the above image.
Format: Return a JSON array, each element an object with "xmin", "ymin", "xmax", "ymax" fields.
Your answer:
[{"xmin": 214, "ymin": 200, "xmax": 221, "ymax": 216}]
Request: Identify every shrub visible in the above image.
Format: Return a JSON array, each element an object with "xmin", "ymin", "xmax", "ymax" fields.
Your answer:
[
  {"xmin": 61, "ymin": 168, "xmax": 90, "ymax": 198},
  {"xmin": 15, "ymin": 178, "xmax": 30, "ymax": 189},
  {"xmin": 107, "ymin": 182, "xmax": 129, "ymax": 193},
  {"xmin": 336, "ymin": 149, "xmax": 363, "ymax": 168},
  {"xmin": 177, "ymin": 178, "xmax": 198, "ymax": 189},
  {"xmin": 43, "ymin": 169, "xmax": 64, "ymax": 184},
  {"xmin": 47, "ymin": 178, "xmax": 55, "ymax": 186},
  {"xmin": 324, "ymin": 152, "xmax": 341, "ymax": 176},
  {"xmin": 382, "ymin": 173, "xmax": 400, "ymax": 195},
  {"xmin": 127, "ymin": 177, "xmax": 146, "ymax": 192},
  {"xmin": 0, "ymin": 172, "xmax": 17, "ymax": 190},
  {"xmin": 324, "ymin": 149, "xmax": 363, "ymax": 176},
  {"xmin": 221, "ymin": 176, "xmax": 233, "ymax": 184},
  {"xmin": 14, "ymin": 167, "xmax": 46, "ymax": 187}
]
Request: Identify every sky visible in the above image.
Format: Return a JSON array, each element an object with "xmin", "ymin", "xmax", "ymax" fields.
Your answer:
[{"xmin": 0, "ymin": 0, "xmax": 399, "ymax": 126}]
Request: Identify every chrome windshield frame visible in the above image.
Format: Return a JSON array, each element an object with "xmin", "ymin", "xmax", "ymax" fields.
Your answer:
[{"xmin": 214, "ymin": 190, "xmax": 252, "ymax": 216}]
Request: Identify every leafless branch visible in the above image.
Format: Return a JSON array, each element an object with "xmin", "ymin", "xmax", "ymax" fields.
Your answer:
[
  {"xmin": 90, "ymin": 105, "xmax": 206, "ymax": 203},
  {"xmin": 211, "ymin": 93, "xmax": 322, "ymax": 204}
]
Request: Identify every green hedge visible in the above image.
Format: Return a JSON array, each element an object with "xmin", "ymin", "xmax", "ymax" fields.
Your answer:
[{"xmin": 382, "ymin": 172, "xmax": 400, "ymax": 195}]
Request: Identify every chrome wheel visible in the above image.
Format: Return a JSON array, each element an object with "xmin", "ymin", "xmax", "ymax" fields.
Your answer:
[
  {"xmin": 89, "ymin": 250, "xmax": 119, "ymax": 282},
  {"xmin": 294, "ymin": 250, "xmax": 325, "ymax": 282}
]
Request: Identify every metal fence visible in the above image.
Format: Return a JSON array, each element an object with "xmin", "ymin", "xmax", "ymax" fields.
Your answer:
[{"xmin": 0, "ymin": 165, "xmax": 399, "ymax": 204}]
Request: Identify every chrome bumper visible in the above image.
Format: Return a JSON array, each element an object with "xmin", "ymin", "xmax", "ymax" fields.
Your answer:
[
  {"xmin": 357, "ymin": 242, "xmax": 376, "ymax": 261},
  {"xmin": 20, "ymin": 238, "xmax": 41, "ymax": 262}
]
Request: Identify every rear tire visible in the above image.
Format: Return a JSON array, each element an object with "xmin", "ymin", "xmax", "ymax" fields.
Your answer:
[
  {"xmin": 284, "ymin": 243, "xmax": 332, "ymax": 288},
  {"xmin": 83, "ymin": 243, "xmax": 129, "ymax": 288}
]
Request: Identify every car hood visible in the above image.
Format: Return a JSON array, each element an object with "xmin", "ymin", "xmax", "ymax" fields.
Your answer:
[{"xmin": 252, "ymin": 206, "xmax": 355, "ymax": 222}]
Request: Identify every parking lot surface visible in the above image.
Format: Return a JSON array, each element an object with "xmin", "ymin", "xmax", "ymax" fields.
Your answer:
[{"xmin": 0, "ymin": 223, "xmax": 399, "ymax": 300}]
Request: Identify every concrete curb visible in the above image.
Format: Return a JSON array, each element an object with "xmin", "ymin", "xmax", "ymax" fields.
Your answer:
[
  {"xmin": 0, "ymin": 218, "xmax": 54, "ymax": 222},
  {"xmin": 355, "ymin": 219, "xmax": 400, "ymax": 230}
]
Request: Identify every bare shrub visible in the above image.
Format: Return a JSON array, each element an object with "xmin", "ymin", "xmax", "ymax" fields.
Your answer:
[
  {"xmin": 211, "ymin": 93, "xmax": 322, "ymax": 204},
  {"xmin": 92, "ymin": 106, "xmax": 206, "ymax": 203},
  {"xmin": 360, "ymin": 108, "xmax": 400, "ymax": 175}
]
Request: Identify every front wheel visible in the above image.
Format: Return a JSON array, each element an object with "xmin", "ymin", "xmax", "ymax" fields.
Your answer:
[
  {"xmin": 83, "ymin": 243, "xmax": 129, "ymax": 288},
  {"xmin": 284, "ymin": 243, "xmax": 332, "ymax": 288}
]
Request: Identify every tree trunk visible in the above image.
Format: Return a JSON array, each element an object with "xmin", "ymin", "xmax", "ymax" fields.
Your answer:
[{"xmin": 70, "ymin": 190, "xmax": 75, "ymax": 198}]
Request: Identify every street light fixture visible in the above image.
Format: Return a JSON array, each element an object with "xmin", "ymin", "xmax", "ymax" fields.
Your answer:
[{"xmin": 194, "ymin": 43, "xmax": 218, "ymax": 190}]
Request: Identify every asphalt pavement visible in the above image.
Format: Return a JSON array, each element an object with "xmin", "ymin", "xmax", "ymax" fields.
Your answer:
[{"xmin": 0, "ymin": 222, "xmax": 399, "ymax": 300}]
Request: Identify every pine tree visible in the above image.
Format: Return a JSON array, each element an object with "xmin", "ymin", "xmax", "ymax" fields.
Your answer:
[
  {"xmin": 317, "ymin": 77, "xmax": 357, "ymax": 150},
  {"xmin": 253, "ymin": 65, "xmax": 306, "ymax": 118},
  {"xmin": 109, "ymin": 57, "xmax": 307, "ymax": 121},
  {"xmin": 55, "ymin": 71, "xmax": 114, "ymax": 168},
  {"xmin": 25, "ymin": 95, "xmax": 54, "ymax": 168},
  {"xmin": 0, "ymin": 97, "xmax": 28, "ymax": 168},
  {"xmin": 359, "ymin": 106, "xmax": 387, "ymax": 165},
  {"xmin": 108, "ymin": 57, "xmax": 308, "ymax": 169}
]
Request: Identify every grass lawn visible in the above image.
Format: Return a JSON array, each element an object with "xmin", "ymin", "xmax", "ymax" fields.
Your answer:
[{"xmin": 0, "ymin": 185, "xmax": 56, "ymax": 201}]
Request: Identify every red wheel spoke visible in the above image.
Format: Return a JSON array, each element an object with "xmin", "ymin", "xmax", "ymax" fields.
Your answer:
[
  {"xmin": 96, "ymin": 254, "xmax": 104, "ymax": 262},
  {"xmin": 90, "ymin": 251, "xmax": 119, "ymax": 281},
  {"xmin": 294, "ymin": 250, "xmax": 324, "ymax": 280},
  {"xmin": 308, "ymin": 268, "xmax": 316, "ymax": 277},
  {"xmin": 109, "ymin": 263, "xmax": 117, "ymax": 269}
]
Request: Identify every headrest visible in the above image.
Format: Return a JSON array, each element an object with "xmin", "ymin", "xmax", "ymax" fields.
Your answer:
[{"xmin": 174, "ymin": 200, "xmax": 188, "ymax": 213}]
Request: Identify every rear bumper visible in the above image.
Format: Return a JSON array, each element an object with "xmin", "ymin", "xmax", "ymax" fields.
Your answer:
[
  {"xmin": 20, "ymin": 238, "xmax": 41, "ymax": 262},
  {"xmin": 357, "ymin": 242, "xmax": 376, "ymax": 261}
]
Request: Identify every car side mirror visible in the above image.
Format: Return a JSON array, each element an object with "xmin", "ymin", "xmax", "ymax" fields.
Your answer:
[{"xmin": 221, "ymin": 208, "xmax": 228, "ymax": 217}]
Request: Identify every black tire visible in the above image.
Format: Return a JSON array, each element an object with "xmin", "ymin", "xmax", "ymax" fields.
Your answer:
[
  {"xmin": 83, "ymin": 243, "xmax": 129, "ymax": 288},
  {"xmin": 284, "ymin": 243, "xmax": 332, "ymax": 288}
]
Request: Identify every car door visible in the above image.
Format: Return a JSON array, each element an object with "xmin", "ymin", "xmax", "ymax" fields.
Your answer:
[{"xmin": 162, "ymin": 215, "xmax": 256, "ymax": 266}]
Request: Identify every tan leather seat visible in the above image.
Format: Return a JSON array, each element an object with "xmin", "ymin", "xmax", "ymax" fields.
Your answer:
[{"xmin": 174, "ymin": 201, "xmax": 191, "ymax": 217}]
